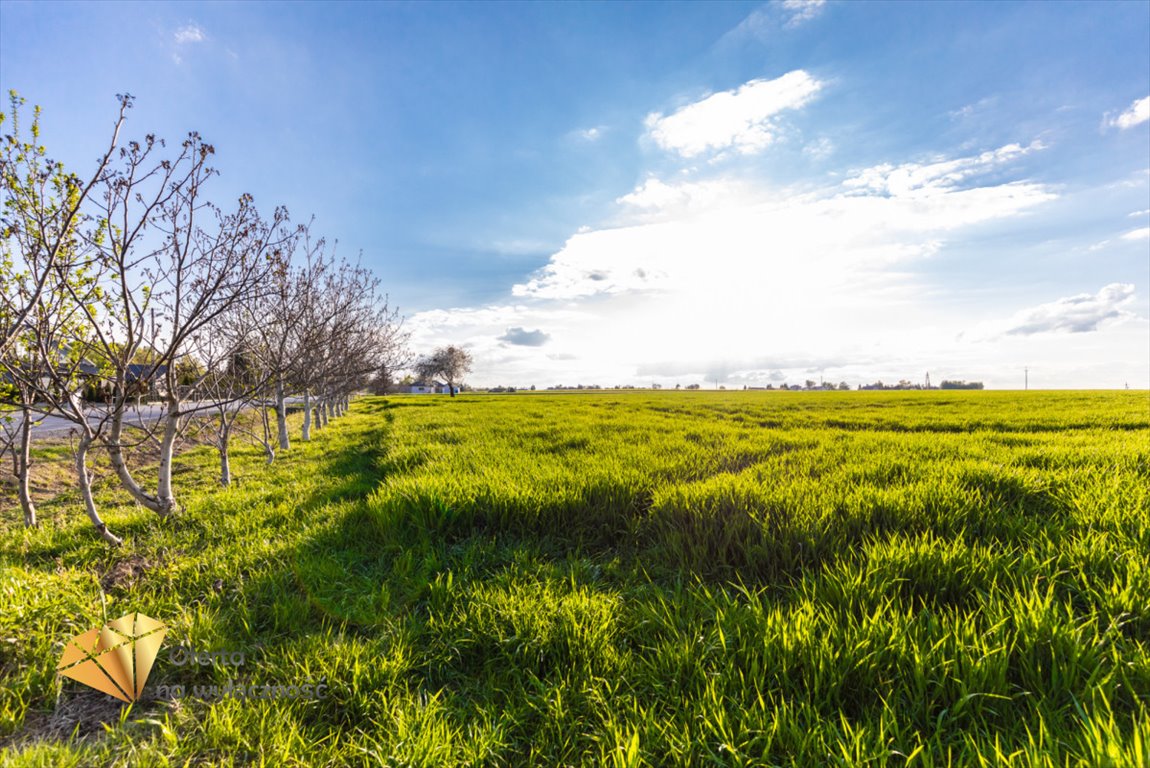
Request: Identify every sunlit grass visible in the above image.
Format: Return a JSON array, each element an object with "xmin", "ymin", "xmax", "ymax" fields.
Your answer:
[{"xmin": 1, "ymin": 390, "xmax": 1147, "ymax": 765}]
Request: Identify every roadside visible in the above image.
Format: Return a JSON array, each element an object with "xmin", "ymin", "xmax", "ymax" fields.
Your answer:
[{"xmin": 3, "ymin": 398, "xmax": 307, "ymax": 437}]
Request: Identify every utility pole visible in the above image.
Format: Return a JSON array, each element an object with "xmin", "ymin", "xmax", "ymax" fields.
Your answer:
[
  {"xmin": 1024, "ymin": 367, "xmax": 1028, "ymax": 391},
  {"xmin": 925, "ymin": 372, "xmax": 931, "ymax": 390}
]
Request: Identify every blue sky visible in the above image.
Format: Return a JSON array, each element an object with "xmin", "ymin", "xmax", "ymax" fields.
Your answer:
[{"xmin": 2, "ymin": 0, "xmax": 1148, "ymax": 388}]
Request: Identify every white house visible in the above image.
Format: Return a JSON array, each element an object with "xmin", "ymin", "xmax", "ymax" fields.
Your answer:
[{"xmin": 406, "ymin": 380, "xmax": 457, "ymax": 394}]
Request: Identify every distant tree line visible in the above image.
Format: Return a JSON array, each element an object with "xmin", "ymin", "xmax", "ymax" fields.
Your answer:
[
  {"xmin": 468, "ymin": 379, "xmax": 987, "ymax": 393},
  {"xmin": 938, "ymin": 380, "xmax": 984, "ymax": 390},
  {"xmin": 1, "ymin": 92, "xmax": 407, "ymax": 543}
]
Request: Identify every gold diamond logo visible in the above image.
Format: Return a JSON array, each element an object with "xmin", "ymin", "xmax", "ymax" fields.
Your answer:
[{"xmin": 57, "ymin": 613, "xmax": 167, "ymax": 702}]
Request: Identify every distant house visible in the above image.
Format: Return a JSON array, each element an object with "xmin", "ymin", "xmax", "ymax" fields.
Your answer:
[
  {"xmin": 126, "ymin": 364, "xmax": 169, "ymax": 397},
  {"xmin": 406, "ymin": 380, "xmax": 456, "ymax": 395},
  {"xmin": 81, "ymin": 363, "xmax": 169, "ymax": 402},
  {"xmin": 1, "ymin": 355, "xmax": 102, "ymax": 403}
]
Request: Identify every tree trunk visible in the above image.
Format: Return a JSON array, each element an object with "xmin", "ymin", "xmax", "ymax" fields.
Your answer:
[
  {"xmin": 301, "ymin": 389, "xmax": 312, "ymax": 441},
  {"xmin": 318, "ymin": 402, "xmax": 328, "ymax": 428},
  {"xmin": 154, "ymin": 399, "xmax": 180, "ymax": 516},
  {"xmin": 275, "ymin": 379, "xmax": 290, "ymax": 451},
  {"xmin": 259, "ymin": 406, "xmax": 277, "ymax": 464},
  {"xmin": 76, "ymin": 433, "xmax": 122, "ymax": 546},
  {"xmin": 218, "ymin": 420, "xmax": 232, "ymax": 487},
  {"xmin": 106, "ymin": 413, "xmax": 161, "ymax": 512},
  {"xmin": 326, "ymin": 398, "xmax": 335, "ymax": 419},
  {"xmin": 17, "ymin": 405, "xmax": 37, "ymax": 527}
]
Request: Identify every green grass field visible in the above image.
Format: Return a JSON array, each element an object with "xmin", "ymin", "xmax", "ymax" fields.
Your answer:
[{"xmin": 2, "ymin": 391, "xmax": 1148, "ymax": 766}]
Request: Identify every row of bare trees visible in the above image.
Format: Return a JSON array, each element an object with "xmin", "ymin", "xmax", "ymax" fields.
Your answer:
[{"xmin": 1, "ymin": 92, "xmax": 407, "ymax": 544}]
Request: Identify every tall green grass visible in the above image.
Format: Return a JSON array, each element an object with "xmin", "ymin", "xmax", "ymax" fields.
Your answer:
[{"xmin": 2, "ymin": 391, "xmax": 1147, "ymax": 766}]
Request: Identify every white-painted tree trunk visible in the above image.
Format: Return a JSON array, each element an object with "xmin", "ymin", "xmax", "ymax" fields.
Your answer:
[
  {"xmin": 275, "ymin": 379, "xmax": 290, "ymax": 451},
  {"xmin": 76, "ymin": 433, "xmax": 122, "ymax": 546},
  {"xmin": 259, "ymin": 406, "xmax": 277, "ymax": 464},
  {"xmin": 301, "ymin": 390, "xmax": 312, "ymax": 441},
  {"xmin": 16, "ymin": 404, "xmax": 37, "ymax": 527},
  {"xmin": 106, "ymin": 414, "xmax": 162, "ymax": 513},
  {"xmin": 218, "ymin": 420, "xmax": 232, "ymax": 487},
  {"xmin": 155, "ymin": 399, "xmax": 180, "ymax": 516}
]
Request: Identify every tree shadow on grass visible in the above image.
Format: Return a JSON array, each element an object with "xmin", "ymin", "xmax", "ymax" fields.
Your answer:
[
  {"xmin": 7, "ymin": 404, "xmax": 398, "ymax": 565},
  {"xmin": 1, "ymin": 405, "xmax": 414, "ymax": 749}
]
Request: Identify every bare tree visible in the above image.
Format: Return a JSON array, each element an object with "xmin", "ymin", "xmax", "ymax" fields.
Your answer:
[
  {"xmin": 146, "ymin": 194, "xmax": 287, "ymax": 510},
  {"xmin": 1, "ymin": 91, "xmax": 128, "ymax": 358},
  {"xmin": 250, "ymin": 230, "xmax": 302, "ymax": 455},
  {"xmin": 1, "ymin": 92, "xmax": 129, "ymax": 542},
  {"xmin": 0, "ymin": 335, "xmax": 40, "ymax": 528},
  {"xmin": 187, "ymin": 302, "xmax": 273, "ymax": 487},
  {"xmin": 73, "ymin": 127, "xmax": 285, "ymax": 517},
  {"xmin": 0, "ymin": 217, "xmax": 125, "ymax": 544},
  {"xmin": 2, "ymin": 91, "xmax": 402, "ymax": 539}
]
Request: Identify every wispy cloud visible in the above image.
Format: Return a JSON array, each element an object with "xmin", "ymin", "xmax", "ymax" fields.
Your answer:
[
  {"xmin": 1108, "ymin": 96, "xmax": 1149, "ymax": 130},
  {"xmin": 844, "ymin": 141, "xmax": 1046, "ymax": 198},
  {"xmin": 645, "ymin": 70, "xmax": 823, "ymax": 158},
  {"xmin": 779, "ymin": 0, "xmax": 827, "ymax": 28},
  {"xmin": 1004, "ymin": 284, "xmax": 1136, "ymax": 336},
  {"xmin": 803, "ymin": 136, "xmax": 835, "ymax": 160},
  {"xmin": 171, "ymin": 22, "xmax": 206, "ymax": 64},
  {"xmin": 174, "ymin": 24, "xmax": 205, "ymax": 45},
  {"xmin": 949, "ymin": 96, "xmax": 997, "ymax": 121},
  {"xmin": 1121, "ymin": 227, "xmax": 1150, "ymax": 241},
  {"xmin": 721, "ymin": 0, "xmax": 827, "ymax": 45}
]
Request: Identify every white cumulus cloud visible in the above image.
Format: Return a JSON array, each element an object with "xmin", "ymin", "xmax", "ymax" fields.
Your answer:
[
  {"xmin": 645, "ymin": 71, "xmax": 823, "ymax": 158},
  {"xmin": 1004, "ymin": 284, "xmax": 1137, "ymax": 336},
  {"xmin": 405, "ymin": 139, "xmax": 1150, "ymax": 389},
  {"xmin": 1109, "ymin": 96, "xmax": 1150, "ymax": 130},
  {"xmin": 615, "ymin": 177, "xmax": 750, "ymax": 218},
  {"xmin": 511, "ymin": 158, "xmax": 1053, "ymax": 306},
  {"xmin": 499, "ymin": 327, "xmax": 551, "ymax": 347}
]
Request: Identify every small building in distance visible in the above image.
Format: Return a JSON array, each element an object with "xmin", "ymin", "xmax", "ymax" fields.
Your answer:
[{"xmin": 406, "ymin": 380, "xmax": 457, "ymax": 395}]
